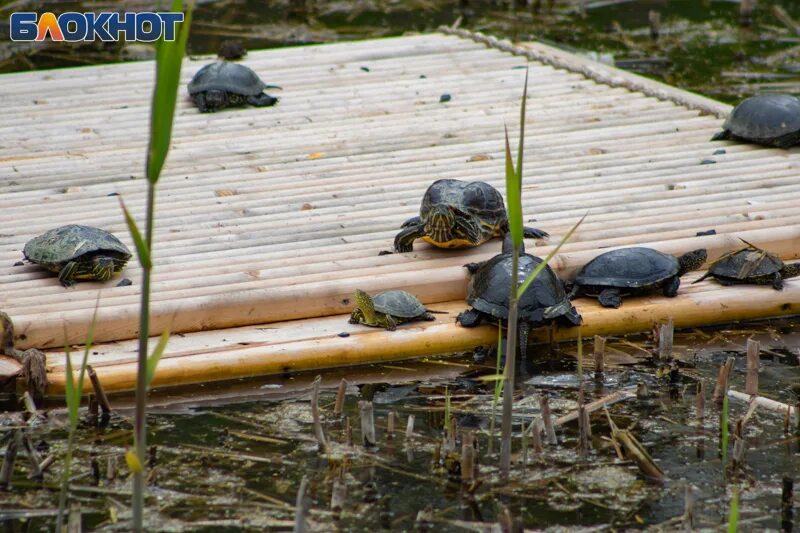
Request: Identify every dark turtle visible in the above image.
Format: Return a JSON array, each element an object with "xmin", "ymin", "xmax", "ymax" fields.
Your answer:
[
  {"xmin": 693, "ymin": 240, "xmax": 800, "ymax": 290},
  {"xmin": 570, "ymin": 247, "xmax": 707, "ymax": 308},
  {"xmin": 188, "ymin": 62, "xmax": 279, "ymax": 112},
  {"xmin": 23, "ymin": 224, "xmax": 131, "ymax": 287},
  {"xmin": 349, "ymin": 289, "xmax": 435, "ymax": 330},
  {"xmin": 457, "ymin": 236, "xmax": 581, "ymax": 360},
  {"xmin": 393, "ymin": 179, "xmax": 548, "ymax": 253},
  {"xmin": 711, "ymin": 94, "xmax": 800, "ymax": 148},
  {"xmin": 1, "ymin": 311, "xmax": 47, "ymax": 399}
]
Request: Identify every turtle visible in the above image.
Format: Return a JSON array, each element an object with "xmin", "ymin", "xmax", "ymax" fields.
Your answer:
[
  {"xmin": 23, "ymin": 224, "xmax": 132, "ymax": 287},
  {"xmin": 188, "ymin": 61, "xmax": 279, "ymax": 113},
  {"xmin": 349, "ymin": 289, "xmax": 435, "ymax": 330},
  {"xmin": 692, "ymin": 240, "xmax": 800, "ymax": 290},
  {"xmin": 1, "ymin": 311, "xmax": 47, "ymax": 399},
  {"xmin": 393, "ymin": 179, "xmax": 548, "ymax": 253},
  {"xmin": 457, "ymin": 236, "xmax": 581, "ymax": 360},
  {"xmin": 569, "ymin": 247, "xmax": 708, "ymax": 308},
  {"xmin": 711, "ymin": 94, "xmax": 800, "ymax": 148}
]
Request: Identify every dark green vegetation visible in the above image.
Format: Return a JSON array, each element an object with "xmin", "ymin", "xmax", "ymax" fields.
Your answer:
[{"xmin": 4, "ymin": 0, "xmax": 800, "ymax": 103}]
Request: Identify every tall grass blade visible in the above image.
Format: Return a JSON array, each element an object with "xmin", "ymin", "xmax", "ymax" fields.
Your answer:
[
  {"xmin": 515, "ymin": 68, "xmax": 529, "ymax": 184},
  {"xmin": 119, "ymin": 198, "xmax": 152, "ymax": 269},
  {"xmin": 147, "ymin": 0, "xmax": 194, "ymax": 183},
  {"xmin": 504, "ymin": 125, "xmax": 523, "ymax": 247},
  {"xmin": 517, "ymin": 213, "xmax": 587, "ymax": 298},
  {"xmin": 727, "ymin": 486, "xmax": 739, "ymax": 532},
  {"xmin": 145, "ymin": 330, "xmax": 169, "ymax": 387}
]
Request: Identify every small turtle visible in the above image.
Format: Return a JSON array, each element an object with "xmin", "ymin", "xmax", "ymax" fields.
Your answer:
[
  {"xmin": 188, "ymin": 62, "xmax": 279, "ymax": 112},
  {"xmin": 23, "ymin": 224, "xmax": 131, "ymax": 287},
  {"xmin": 457, "ymin": 236, "xmax": 581, "ymax": 360},
  {"xmin": 693, "ymin": 240, "xmax": 800, "ymax": 290},
  {"xmin": 711, "ymin": 94, "xmax": 800, "ymax": 148},
  {"xmin": 394, "ymin": 179, "xmax": 548, "ymax": 253},
  {"xmin": 569, "ymin": 247, "xmax": 707, "ymax": 308},
  {"xmin": 1, "ymin": 311, "xmax": 47, "ymax": 399},
  {"xmin": 349, "ymin": 289, "xmax": 435, "ymax": 330}
]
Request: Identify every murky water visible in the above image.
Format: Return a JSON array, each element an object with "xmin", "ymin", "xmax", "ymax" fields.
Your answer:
[
  {"xmin": 2, "ymin": 319, "xmax": 798, "ymax": 531},
  {"xmin": 2, "ymin": 1, "xmax": 800, "ymax": 103}
]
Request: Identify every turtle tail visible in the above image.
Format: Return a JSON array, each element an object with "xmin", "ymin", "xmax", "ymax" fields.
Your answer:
[{"xmin": 691, "ymin": 271, "xmax": 712, "ymax": 285}]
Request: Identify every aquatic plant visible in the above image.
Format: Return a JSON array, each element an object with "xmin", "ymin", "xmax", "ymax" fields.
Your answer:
[
  {"xmin": 499, "ymin": 69, "xmax": 585, "ymax": 476},
  {"xmin": 119, "ymin": 1, "xmax": 193, "ymax": 529},
  {"xmin": 56, "ymin": 301, "xmax": 99, "ymax": 530}
]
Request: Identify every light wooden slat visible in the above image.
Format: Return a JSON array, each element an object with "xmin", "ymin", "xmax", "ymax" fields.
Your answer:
[{"xmin": 3, "ymin": 30, "xmax": 798, "ymax": 377}]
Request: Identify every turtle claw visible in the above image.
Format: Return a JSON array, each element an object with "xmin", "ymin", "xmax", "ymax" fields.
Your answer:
[
  {"xmin": 523, "ymin": 226, "xmax": 549, "ymax": 240},
  {"xmin": 597, "ymin": 289, "xmax": 622, "ymax": 309}
]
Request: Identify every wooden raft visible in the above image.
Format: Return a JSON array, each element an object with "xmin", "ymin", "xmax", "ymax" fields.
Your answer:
[{"xmin": 0, "ymin": 31, "xmax": 798, "ymax": 394}]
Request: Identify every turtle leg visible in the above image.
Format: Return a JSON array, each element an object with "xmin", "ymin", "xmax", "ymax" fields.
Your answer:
[
  {"xmin": 567, "ymin": 284, "xmax": 583, "ymax": 301},
  {"xmin": 662, "ymin": 276, "xmax": 680, "ymax": 297},
  {"xmin": 711, "ymin": 130, "xmax": 731, "ymax": 141},
  {"xmin": 192, "ymin": 93, "xmax": 209, "ymax": 112},
  {"xmin": 421, "ymin": 312, "xmax": 436, "ymax": 321},
  {"xmin": 456, "ymin": 309, "xmax": 482, "ymax": 327},
  {"xmin": 349, "ymin": 309, "xmax": 364, "ymax": 324},
  {"xmin": 58, "ymin": 261, "xmax": 79, "ymax": 287},
  {"xmin": 597, "ymin": 288, "xmax": 622, "ymax": 308},
  {"xmin": 401, "ymin": 216, "xmax": 422, "ymax": 228},
  {"xmin": 247, "ymin": 93, "xmax": 279, "ymax": 107},
  {"xmin": 383, "ymin": 315, "xmax": 397, "ymax": 331},
  {"xmin": 394, "ymin": 223, "xmax": 426, "ymax": 253},
  {"xmin": 772, "ymin": 272, "xmax": 784, "ymax": 291},
  {"xmin": 522, "ymin": 226, "xmax": 549, "ymax": 239}
]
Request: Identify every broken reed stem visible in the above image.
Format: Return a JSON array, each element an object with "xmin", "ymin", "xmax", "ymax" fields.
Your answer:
[
  {"xmin": 0, "ymin": 431, "xmax": 19, "ymax": 488},
  {"xmin": 740, "ymin": 0, "xmax": 754, "ymax": 27},
  {"xmin": 712, "ymin": 357, "xmax": 735, "ymax": 405},
  {"xmin": 333, "ymin": 378, "xmax": 347, "ymax": 416},
  {"xmin": 696, "ymin": 379, "xmax": 706, "ymax": 425},
  {"xmin": 684, "ymin": 484, "xmax": 695, "ymax": 531},
  {"xmin": 387, "ymin": 411, "xmax": 395, "ymax": 441},
  {"xmin": 538, "ymin": 394, "xmax": 557, "ymax": 445},
  {"xmin": 359, "ymin": 401, "xmax": 376, "ymax": 448},
  {"xmin": 461, "ymin": 431, "xmax": 475, "ymax": 483},
  {"xmin": 405, "ymin": 414, "xmax": 415, "ymax": 440},
  {"xmin": 648, "ymin": 10, "xmax": 661, "ymax": 41},
  {"xmin": 531, "ymin": 419, "xmax": 543, "ymax": 455},
  {"xmin": 21, "ymin": 434, "xmax": 42, "ymax": 480},
  {"xmin": 38, "ymin": 455, "xmax": 56, "ymax": 476},
  {"xmin": 782, "ymin": 477, "xmax": 794, "ymax": 533},
  {"xmin": 657, "ymin": 319, "xmax": 674, "ymax": 361},
  {"xmin": 593, "ymin": 335, "xmax": 605, "ymax": 376},
  {"xmin": 293, "ymin": 475, "xmax": 309, "ymax": 533},
  {"xmin": 22, "ymin": 391, "xmax": 38, "ymax": 417},
  {"xmin": 310, "ymin": 376, "xmax": 327, "ymax": 453},
  {"xmin": 345, "ymin": 417, "xmax": 353, "ymax": 447},
  {"xmin": 745, "ymin": 338, "xmax": 760, "ymax": 396},
  {"xmin": 88, "ymin": 395, "xmax": 98, "ymax": 419},
  {"xmin": 331, "ymin": 479, "xmax": 346, "ymax": 512},
  {"xmin": 498, "ymin": 503, "xmax": 514, "ymax": 533},
  {"xmin": 87, "ymin": 366, "xmax": 112, "ymax": 415}
]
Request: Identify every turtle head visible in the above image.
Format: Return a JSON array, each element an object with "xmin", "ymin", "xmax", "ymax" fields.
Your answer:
[
  {"xmin": 92, "ymin": 256, "xmax": 116, "ymax": 281},
  {"xmin": 501, "ymin": 233, "xmax": 525, "ymax": 255},
  {"xmin": 424, "ymin": 205, "xmax": 480, "ymax": 246},
  {"xmin": 202, "ymin": 89, "xmax": 228, "ymax": 111},
  {"xmin": 354, "ymin": 289, "xmax": 377, "ymax": 323},
  {"xmin": 678, "ymin": 249, "xmax": 708, "ymax": 275},
  {"xmin": 781, "ymin": 262, "xmax": 800, "ymax": 280}
]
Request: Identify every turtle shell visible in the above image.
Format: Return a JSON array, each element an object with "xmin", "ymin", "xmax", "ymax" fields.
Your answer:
[
  {"xmin": 420, "ymin": 179, "xmax": 506, "ymax": 226},
  {"xmin": 467, "ymin": 252, "xmax": 570, "ymax": 323},
  {"xmin": 188, "ymin": 62, "xmax": 267, "ymax": 96},
  {"xmin": 24, "ymin": 225, "xmax": 131, "ymax": 268},
  {"xmin": 372, "ymin": 290, "xmax": 427, "ymax": 319},
  {"xmin": 722, "ymin": 94, "xmax": 800, "ymax": 143},
  {"xmin": 708, "ymin": 247, "xmax": 783, "ymax": 280},
  {"xmin": 575, "ymin": 247, "xmax": 679, "ymax": 289}
]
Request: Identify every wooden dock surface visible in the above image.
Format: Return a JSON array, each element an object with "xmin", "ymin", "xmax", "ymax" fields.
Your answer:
[{"xmin": 1, "ymin": 31, "xmax": 798, "ymax": 393}]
